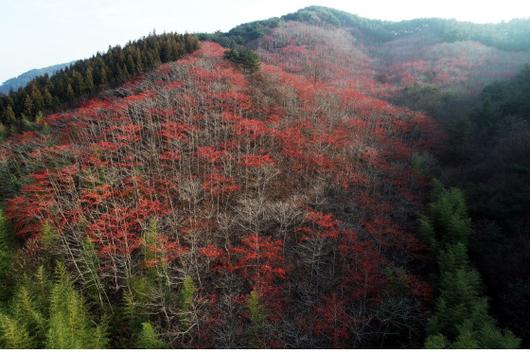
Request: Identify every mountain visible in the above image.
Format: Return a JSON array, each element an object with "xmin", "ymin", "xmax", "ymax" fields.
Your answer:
[
  {"xmin": 0, "ymin": 6, "xmax": 528, "ymax": 349},
  {"xmin": 203, "ymin": 6, "xmax": 530, "ymax": 94},
  {"xmin": 0, "ymin": 62, "xmax": 73, "ymax": 94},
  {"xmin": 3, "ymin": 6, "xmax": 530, "ymax": 131}
]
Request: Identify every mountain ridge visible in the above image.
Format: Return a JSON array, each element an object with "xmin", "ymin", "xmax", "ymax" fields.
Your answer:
[
  {"xmin": 0, "ymin": 62, "xmax": 74, "ymax": 94},
  {"xmin": 4, "ymin": 5, "xmax": 530, "ymax": 96}
]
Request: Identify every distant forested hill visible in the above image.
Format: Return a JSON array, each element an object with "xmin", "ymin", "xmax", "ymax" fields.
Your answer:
[{"xmin": 0, "ymin": 62, "xmax": 73, "ymax": 94}]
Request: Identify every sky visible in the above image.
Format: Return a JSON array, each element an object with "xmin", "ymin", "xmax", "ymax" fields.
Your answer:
[{"xmin": 1, "ymin": 0, "xmax": 530, "ymax": 83}]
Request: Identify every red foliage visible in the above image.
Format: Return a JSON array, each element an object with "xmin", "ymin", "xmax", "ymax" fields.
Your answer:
[
  {"xmin": 200, "ymin": 243, "xmax": 225, "ymax": 259},
  {"xmin": 160, "ymin": 122, "xmax": 195, "ymax": 141},
  {"xmin": 202, "ymin": 173, "xmax": 240, "ymax": 195},
  {"xmin": 1, "ymin": 32, "xmax": 443, "ymax": 347},
  {"xmin": 197, "ymin": 146, "xmax": 227, "ymax": 163},
  {"xmin": 312, "ymin": 294, "xmax": 353, "ymax": 348},
  {"xmin": 229, "ymin": 234, "xmax": 287, "ymax": 289},
  {"xmin": 240, "ymin": 154, "xmax": 274, "ymax": 168}
]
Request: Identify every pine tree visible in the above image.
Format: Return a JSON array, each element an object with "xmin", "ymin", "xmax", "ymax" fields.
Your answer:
[
  {"xmin": 2, "ymin": 105, "xmax": 16, "ymax": 127},
  {"xmin": 425, "ymin": 333, "xmax": 448, "ymax": 348},
  {"xmin": 246, "ymin": 289, "xmax": 266, "ymax": 347},
  {"xmin": 65, "ymin": 83, "xmax": 75, "ymax": 103},
  {"xmin": 423, "ymin": 182, "xmax": 520, "ymax": 348},
  {"xmin": 224, "ymin": 48, "xmax": 261, "ymax": 73},
  {"xmin": 22, "ymin": 93, "xmax": 34, "ymax": 118},
  {"xmin": 0, "ymin": 314, "xmax": 33, "ymax": 348},
  {"xmin": 84, "ymin": 67, "xmax": 95, "ymax": 95},
  {"xmin": 41, "ymin": 221, "xmax": 57, "ymax": 249},
  {"xmin": 46, "ymin": 263, "xmax": 107, "ymax": 348},
  {"xmin": 135, "ymin": 322, "xmax": 166, "ymax": 348},
  {"xmin": 179, "ymin": 275, "xmax": 196, "ymax": 330},
  {"xmin": 0, "ymin": 263, "xmax": 107, "ymax": 348}
]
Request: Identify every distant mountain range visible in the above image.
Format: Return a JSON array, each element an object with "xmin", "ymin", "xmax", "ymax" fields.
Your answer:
[{"xmin": 0, "ymin": 62, "xmax": 74, "ymax": 93}]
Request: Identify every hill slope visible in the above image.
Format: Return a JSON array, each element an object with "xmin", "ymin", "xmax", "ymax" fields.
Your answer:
[
  {"xmin": 0, "ymin": 6, "xmax": 528, "ymax": 349},
  {"xmin": 0, "ymin": 62, "xmax": 73, "ymax": 94},
  {"xmin": 1, "ymin": 36, "xmax": 442, "ymax": 347},
  {"xmin": 204, "ymin": 6, "xmax": 530, "ymax": 95}
]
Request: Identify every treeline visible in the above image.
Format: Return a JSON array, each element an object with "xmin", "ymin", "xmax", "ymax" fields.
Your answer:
[
  {"xmin": 420, "ymin": 181, "xmax": 520, "ymax": 348},
  {"xmin": 0, "ymin": 62, "xmax": 72, "ymax": 94},
  {"xmin": 0, "ymin": 32, "xmax": 199, "ymax": 135},
  {"xmin": 198, "ymin": 18, "xmax": 280, "ymax": 48},
  {"xmin": 199, "ymin": 6, "xmax": 530, "ymax": 66},
  {"xmin": 285, "ymin": 6, "xmax": 530, "ymax": 51}
]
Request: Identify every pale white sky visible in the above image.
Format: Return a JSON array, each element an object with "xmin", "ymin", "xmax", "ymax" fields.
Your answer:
[{"xmin": 1, "ymin": 0, "xmax": 530, "ymax": 83}]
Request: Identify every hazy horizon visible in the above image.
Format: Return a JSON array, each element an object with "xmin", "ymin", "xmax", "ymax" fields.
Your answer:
[{"xmin": 2, "ymin": 0, "xmax": 530, "ymax": 83}]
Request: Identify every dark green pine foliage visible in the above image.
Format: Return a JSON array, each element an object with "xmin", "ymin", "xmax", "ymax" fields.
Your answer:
[
  {"xmin": 421, "ymin": 181, "xmax": 520, "ymax": 348},
  {"xmin": 224, "ymin": 47, "xmax": 261, "ymax": 73},
  {"xmin": 0, "ymin": 32, "xmax": 199, "ymax": 132}
]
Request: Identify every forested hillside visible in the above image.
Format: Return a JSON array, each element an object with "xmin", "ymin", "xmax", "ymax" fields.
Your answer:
[
  {"xmin": 0, "ymin": 62, "xmax": 73, "ymax": 94},
  {"xmin": 0, "ymin": 6, "xmax": 528, "ymax": 348},
  {"xmin": 0, "ymin": 32, "xmax": 198, "ymax": 135}
]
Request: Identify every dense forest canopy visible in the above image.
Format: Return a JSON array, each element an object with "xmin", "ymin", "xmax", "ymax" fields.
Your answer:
[{"xmin": 0, "ymin": 5, "xmax": 529, "ymax": 349}]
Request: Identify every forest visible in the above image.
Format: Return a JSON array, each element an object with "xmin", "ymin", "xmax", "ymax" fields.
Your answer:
[
  {"xmin": 0, "ymin": 32, "xmax": 198, "ymax": 135},
  {"xmin": 0, "ymin": 6, "xmax": 528, "ymax": 349}
]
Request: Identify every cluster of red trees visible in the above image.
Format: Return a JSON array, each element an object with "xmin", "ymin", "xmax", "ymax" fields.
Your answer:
[{"xmin": 3, "ymin": 34, "xmax": 440, "ymax": 347}]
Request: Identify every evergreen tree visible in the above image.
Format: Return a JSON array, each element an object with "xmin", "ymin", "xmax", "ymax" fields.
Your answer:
[
  {"xmin": 422, "ymin": 181, "xmax": 520, "ymax": 348},
  {"xmin": 45, "ymin": 263, "xmax": 107, "ymax": 348},
  {"xmin": 246, "ymin": 289, "xmax": 266, "ymax": 347},
  {"xmin": 0, "ymin": 32, "xmax": 198, "ymax": 132},
  {"xmin": 65, "ymin": 83, "xmax": 75, "ymax": 103},
  {"xmin": 224, "ymin": 47, "xmax": 261, "ymax": 73},
  {"xmin": 135, "ymin": 322, "xmax": 166, "ymax": 348},
  {"xmin": 0, "ymin": 263, "xmax": 107, "ymax": 348},
  {"xmin": 0, "ymin": 314, "xmax": 33, "ymax": 348},
  {"xmin": 2, "ymin": 105, "xmax": 16, "ymax": 126},
  {"xmin": 179, "ymin": 275, "xmax": 196, "ymax": 330}
]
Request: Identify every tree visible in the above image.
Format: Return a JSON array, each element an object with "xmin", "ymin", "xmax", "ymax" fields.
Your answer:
[
  {"xmin": 224, "ymin": 48, "xmax": 260, "ymax": 73},
  {"xmin": 46, "ymin": 263, "xmax": 108, "ymax": 348},
  {"xmin": 2, "ymin": 105, "xmax": 16, "ymax": 126},
  {"xmin": 179, "ymin": 275, "xmax": 196, "ymax": 330},
  {"xmin": 135, "ymin": 322, "xmax": 166, "ymax": 348},
  {"xmin": 422, "ymin": 182, "xmax": 520, "ymax": 348},
  {"xmin": 0, "ymin": 314, "xmax": 33, "ymax": 348},
  {"xmin": 0, "ymin": 32, "xmax": 199, "ymax": 132},
  {"xmin": 0, "ymin": 263, "xmax": 107, "ymax": 349},
  {"xmin": 246, "ymin": 290, "xmax": 266, "ymax": 347}
]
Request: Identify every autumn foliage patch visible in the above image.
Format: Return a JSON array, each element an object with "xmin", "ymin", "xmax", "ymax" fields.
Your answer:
[{"xmin": 2, "ymin": 37, "xmax": 439, "ymax": 347}]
